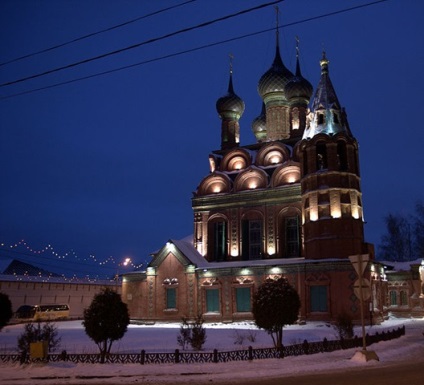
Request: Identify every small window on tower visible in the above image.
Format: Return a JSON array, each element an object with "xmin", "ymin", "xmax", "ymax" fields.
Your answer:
[
  {"xmin": 292, "ymin": 108, "xmax": 300, "ymax": 130},
  {"xmin": 333, "ymin": 112, "xmax": 339, "ymax": 124},
  {"xmin": 317, "ymin": 114, "xmax": 324, "ymax": 125}
]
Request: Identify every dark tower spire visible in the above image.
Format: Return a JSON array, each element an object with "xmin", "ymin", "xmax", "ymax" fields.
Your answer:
[
  {"xmin": 216, "ymin": 54, "xmax": 245, "ymax": 150},
  {"xmin": 303, "ymin": 52, "xmax": 350, "ymax": 139}
]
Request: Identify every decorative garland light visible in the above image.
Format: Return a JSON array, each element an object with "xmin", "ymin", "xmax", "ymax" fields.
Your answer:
[{"xmin": 0, "ymin": 239, "xmax": 141, "ymax": 282}]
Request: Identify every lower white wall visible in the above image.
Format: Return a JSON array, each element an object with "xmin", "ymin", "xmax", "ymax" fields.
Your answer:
[{"xmin": 0, "ymin": 276, "xmax": 120, "ymax": 319}]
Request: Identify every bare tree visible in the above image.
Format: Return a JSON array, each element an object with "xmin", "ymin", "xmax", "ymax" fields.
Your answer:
[
  {"xmin": 379, "ymin": 213, "xmax": 413, "ymax": 261},
  {"xmin": 413, "ymin": 201, "xmax": 424, "ymax": 259}
]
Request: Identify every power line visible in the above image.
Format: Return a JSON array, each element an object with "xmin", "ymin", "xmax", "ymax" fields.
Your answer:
[
  {"xmin": 0, "ymin": 0, "xmax": 388, "ymax": 100},
  {"xmin": 0, "ymin": 0, "xmax": 283, "ymax": 88},
  {"xmin": 0, "ymin": 0, "xmax": 197, "ymax": 67}
]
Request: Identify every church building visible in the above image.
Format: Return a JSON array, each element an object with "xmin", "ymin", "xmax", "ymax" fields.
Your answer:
[{"xmin": 122, "ymin": 29, "xmax": 387, "ymax": 324}]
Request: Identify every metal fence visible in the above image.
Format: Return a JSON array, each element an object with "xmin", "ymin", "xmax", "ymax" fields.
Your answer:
[{"xmin": 0, "ymin": 325, "xmax": 405, "ymax": 365}]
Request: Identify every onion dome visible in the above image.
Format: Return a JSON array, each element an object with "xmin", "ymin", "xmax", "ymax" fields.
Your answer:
[
  {"xmin": 258, "ymin": 35, "xmax": 293, "ymax": 100},
  {"xmin": 251, "ymin": 103, "xmax": 267, "ymax": 142},
  {"xmin": 216, "ymin": 71, "xmax": 245, "ymax": 119},
  {"xmin": 285, "ymin": 46, "xmax": 313, "ymax": 100}
]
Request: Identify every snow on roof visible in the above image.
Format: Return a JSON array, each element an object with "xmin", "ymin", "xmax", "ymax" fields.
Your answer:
[
  {"xmin": 380, "ymin": 258, "xmax": 423, "ymax": 272},
  {"xmin": 169, "ymin": 238, "xmax": 208, "ymax": 268}
]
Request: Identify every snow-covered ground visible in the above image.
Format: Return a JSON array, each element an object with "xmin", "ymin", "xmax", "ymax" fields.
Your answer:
[{"xmin": 0, "ymin": 316, "xmax": 423, "ymax": 384}]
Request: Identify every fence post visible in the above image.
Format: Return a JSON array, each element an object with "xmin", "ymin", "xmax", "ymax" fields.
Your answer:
[
  {"xmin": 140, "ymin": 349, "xmax": 145, "ymax": 365},
  {"xmin": 175, "ymin": 349, "xmax": 180, "ymax": 364},
  {"xmin": 213, "ymin": 349, "xmax": 218, "ymax": 363},
  {"xmin": 248, "ymin": 346, "xmax": 253, "ymax": 361},
  {"xmin": 323, "ymin": 337, "xmax": 328, "ymax": 352},
  {"xmin": 20, "ymin": 351, "xmax": 27, "ymax": 365},
  {"xmin": 60, "ymin": 350, "xmax": 68, "ymax": 361},
  {"xmin": 302, "ymin": 340, "xmax": 309, "ymax": 355},
  {"xmin": 279, "ymin": 346, "xmax": 284, "ymax": 359}
]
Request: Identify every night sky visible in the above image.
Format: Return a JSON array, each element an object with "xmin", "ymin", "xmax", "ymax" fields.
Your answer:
[{"xmin": 1, "ymin": 0, "xmax": 423, "ymax": 278}]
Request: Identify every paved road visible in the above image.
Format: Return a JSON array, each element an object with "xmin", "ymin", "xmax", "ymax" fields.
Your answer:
[
  {"xmin": 81, "ymin": 358, "xmax": 423, "ymax": 385},
  {"xmin": 211, "ymin": 360, "xmax": 424, "ymax": 385}
]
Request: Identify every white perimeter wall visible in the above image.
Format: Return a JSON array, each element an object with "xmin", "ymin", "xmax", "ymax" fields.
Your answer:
[{"xmin": 0, "ymin": 276, "xmax": 121, "ymax": 318}]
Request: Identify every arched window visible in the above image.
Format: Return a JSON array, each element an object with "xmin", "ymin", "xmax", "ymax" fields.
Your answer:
[
  {"xmin": 337, "ymin": 141, "xmax": 348, "ymax": 171},
  {"xmin": 333, "ymin": 111, "xmax": 339, "ymax": 124},
  {"xmin": 285, "ymin": 216, "xmax": 300, "ymax": 258},
  {"xmin": 400, "ymin": 290, "xmax": 408, "ymax": 306},
  {"xmin": 292, "ymin": 107, "xmax": 300, "ymax": 130},
  {"xmin": 389, "ymin": 291, "xmax": 397, "ymax": 306},
  {"xmin": 241, "ymin": 219, "xmax": 263, "ymax": 260},
  {"xmin": 207, "ymin": 219, "xmax": 228, "ymax": 262},
  {"xmin": 303, "ymin": 148, "xmax": 308, "ymax": 175},
  {"xmin": 316, "ymin": 143, "xmax": 327, "ymax": 170}
]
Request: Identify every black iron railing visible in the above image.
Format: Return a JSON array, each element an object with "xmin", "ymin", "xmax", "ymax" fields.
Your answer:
[{"xmin": 0, "ymin": 325, "xmax": 405, "ymax": 365}]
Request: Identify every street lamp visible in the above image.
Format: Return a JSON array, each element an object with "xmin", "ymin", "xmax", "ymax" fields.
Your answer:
[{"xmin": 115, "ymin": 257, "xmax": 131, "ymax": 291}]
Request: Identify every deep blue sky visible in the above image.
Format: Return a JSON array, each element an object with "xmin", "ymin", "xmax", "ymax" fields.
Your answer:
[{"xmin": 1, "ymin": 0, "xmax": 423, "ymax": 277}]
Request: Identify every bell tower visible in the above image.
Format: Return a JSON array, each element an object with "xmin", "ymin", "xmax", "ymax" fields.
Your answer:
[{"xmin": 298, "ymin": 53, "xmax": 367, "ymax": 260}]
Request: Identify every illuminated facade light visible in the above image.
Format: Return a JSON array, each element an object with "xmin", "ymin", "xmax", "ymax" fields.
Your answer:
[
  {"xmin": 310, "ymin": 207, "xmax": 318, "ymax": 221},
  {"xmin": 331, "ymin": 207, "xmax": 341, "ymax": 218},
  {"xmin": 213, "ymin": 185, "xmax": 221, "ymax": 193},
  {"xmin": 234, "ymin": 161, "xmax": 243, "ymax": 170},
  {"xmin": 287, "ymin": 174, "xmax": 296, "ymax": 183}
]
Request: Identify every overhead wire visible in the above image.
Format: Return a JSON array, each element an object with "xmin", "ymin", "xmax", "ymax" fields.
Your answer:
[
  {"xmin": 0, "ymin": 0, "xmax": 388, "ymax": 100},
  {"xmin": 0, "ymin": 0, "xmax": 283, "ymax": 88},
  {"xmin": 0, "ymin": 0, "xmax": 197, "ymax": 67}
]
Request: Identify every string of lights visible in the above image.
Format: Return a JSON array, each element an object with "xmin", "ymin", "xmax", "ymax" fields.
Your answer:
[
  {"xmin": 0, "ymin": 239, "xmax": 143, "ymax": 281},
  {"xmin": 0, "ymin": 0, "xmax": 388, "ymax": 100}
]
